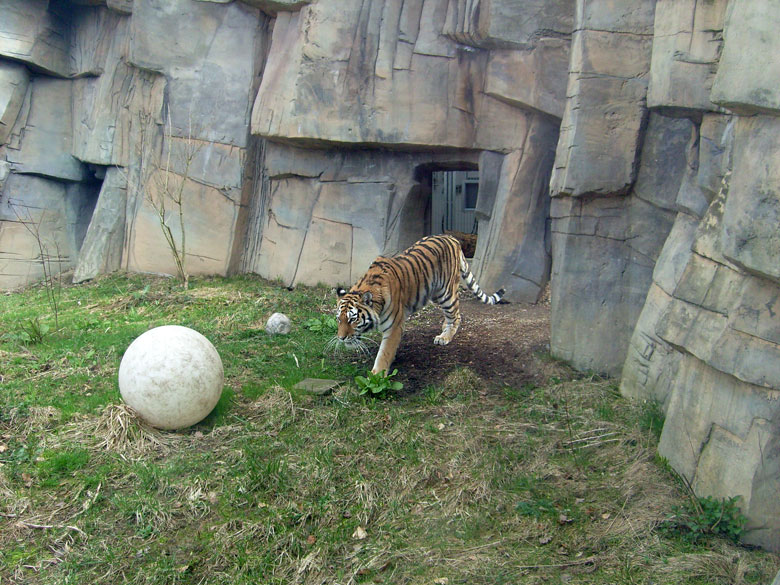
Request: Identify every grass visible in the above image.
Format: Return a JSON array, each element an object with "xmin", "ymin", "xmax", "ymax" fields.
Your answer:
[{"xmin": 1, "ymin": 273, "xmax": 778, "ymax": 585}]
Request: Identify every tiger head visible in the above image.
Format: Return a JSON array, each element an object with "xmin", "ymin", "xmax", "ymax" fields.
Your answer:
[{"xmin": 336, "ymin": 287, "xmax": 379, "ymax": 343}]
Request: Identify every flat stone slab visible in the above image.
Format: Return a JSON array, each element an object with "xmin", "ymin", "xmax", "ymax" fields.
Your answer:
[{"xmin": 294, "ymin": 378, "xmax": 340, "ymax": 396}]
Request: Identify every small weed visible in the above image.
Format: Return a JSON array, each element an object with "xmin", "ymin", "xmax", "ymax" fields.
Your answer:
[
  {"xmin": 303, "ymin": 314, "xmax": 338, "ymax": 332},
  {"xmin": 639, "ymin": 399, "xmax": 665, "ymax": 439},
  {"xmin": 662, "ymin": 495, "xmax": 747, "ymax": 544},
  {"xmin": 17, "ymin": 318, "xmax": 50, "ymax": 344},
  {"xmin": 354, "ymin": 368, "xmax": 403, "ymax": 398},
  {"xmin": 127, "ymin": 284, "xmax": 152, "ymax": 306},
  {"xmin": 423, "ymin": 385, "xmax": 445, "ymax": 404},
  {"xmin": 3, "ymin": 437, "xmax": 43, "ymax": 468}
]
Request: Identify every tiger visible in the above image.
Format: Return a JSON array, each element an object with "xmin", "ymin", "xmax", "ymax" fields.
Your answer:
[{"xmin": 335, "ymin": 234, "xmax": 505, "ymax": 375}]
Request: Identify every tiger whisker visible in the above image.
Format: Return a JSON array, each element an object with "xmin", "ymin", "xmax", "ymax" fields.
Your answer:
[
  {"xmin": 326, "ymin": 337, "xmax": 348, "ymax": 355},
  {"xmin": 326, "ymin": 335, "xmax": 374, "ymax": 358},
  {"xmin": 350, "ymin": 339, "xmax": 368, "ymax": 356}
]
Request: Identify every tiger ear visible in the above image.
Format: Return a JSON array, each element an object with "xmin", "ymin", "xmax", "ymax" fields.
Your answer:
[
  {"xmin": 337, "ymin": 287, "xmax": 348, "ymax": 297},
  {"xmin": 361, "ymin": 291, "xmax": 373, "ymax": 305}
]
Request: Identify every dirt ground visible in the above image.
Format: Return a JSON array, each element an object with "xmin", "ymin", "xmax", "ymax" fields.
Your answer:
[{"xmin": 385, "ymin": 289, "xmax": 566, "ymax": 392}]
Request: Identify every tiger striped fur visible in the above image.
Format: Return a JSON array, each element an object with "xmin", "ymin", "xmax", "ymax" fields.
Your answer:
[{"xmin": 336, "ymin": 234, "xmax": 505, "ymax": 374}]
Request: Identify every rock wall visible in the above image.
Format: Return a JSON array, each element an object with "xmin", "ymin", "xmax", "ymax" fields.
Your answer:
[
  {"xmin": 615, "ymin": 0, "xmax": 780, "ymax": 550},
  {"xmin": 246, "ymin": 0, "xmax": 569, "ymax": 300},
  {"xmin": 546, "ymin": 0, "xmax": 780, "ymax": 550},
  {"xmin": 0, "ymin": 0, "xmax": 778, "ymax": 550},
  {"xmin": 0, "ymin": 0, "xmax": 268, "ymax": 287}
]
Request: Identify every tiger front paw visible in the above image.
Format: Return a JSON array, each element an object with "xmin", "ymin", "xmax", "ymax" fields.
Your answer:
[{"xmin": 433, "ymin": 334, "xmax": 451, "ymax": 345}]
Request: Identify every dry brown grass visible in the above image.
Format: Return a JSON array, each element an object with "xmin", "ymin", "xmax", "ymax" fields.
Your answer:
[
  {"xmin": 653, "ymin": 541, "xmax": 778, "ymax": 585},
  {"xmin": 2, "ymin": 316, "xmax": 777, "ymax": 585},
  {"xmin": 64, "ymin": 404, "xmax": 182, "ymax": 460}
]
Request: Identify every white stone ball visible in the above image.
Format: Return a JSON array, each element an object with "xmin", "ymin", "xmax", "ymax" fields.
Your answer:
[
  {"xmin": 118, "ymin": 325, "xmax": 224, "ymax": 430},
  {"xmin": 265, "ymin": 312, "xmax": 291, "ymax": 335}
]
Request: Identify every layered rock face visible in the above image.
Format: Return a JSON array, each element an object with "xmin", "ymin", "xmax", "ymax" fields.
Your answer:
[
  {"xmin": 547, "ymin": 0, "xmax": 780, "ymax": 550},
  {"xmin": 0, "ymin": 0, "xmax": 267, "ymax": 286},
  {"xmin": 0, "ymin": 0, "xmax": 779, "ymax": 550},
  {"xmin": 616, "ymin": 0, "xmax": 780, "ymax": 550},
  {"xmin": 246, "ymin": 0, "xmax": 570, "ymax": 300}
]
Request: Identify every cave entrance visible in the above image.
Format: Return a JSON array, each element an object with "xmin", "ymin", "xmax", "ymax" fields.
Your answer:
[
  {"xmin": 398, "ymin": 163, "xmax": 480, "ymax": 258},
  {"xmin": 78, "ymin": 165, "xmax": 106, "ymax": 250}
]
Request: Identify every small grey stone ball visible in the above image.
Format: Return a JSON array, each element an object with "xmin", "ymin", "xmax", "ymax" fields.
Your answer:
[{"xmin": 265, "ymin": 312, "xmax": 291, "ymax": 335}]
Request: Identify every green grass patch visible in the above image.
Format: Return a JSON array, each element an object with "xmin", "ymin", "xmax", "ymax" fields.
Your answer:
[{"xmin": 0, "ymin": 275, "xmax": 777, "ymax": 585}]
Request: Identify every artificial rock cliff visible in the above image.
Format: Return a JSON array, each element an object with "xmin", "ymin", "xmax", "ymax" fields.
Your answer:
[{"xmin": 0, "ymin": 0, "xmax": 778, "ymax": 550}]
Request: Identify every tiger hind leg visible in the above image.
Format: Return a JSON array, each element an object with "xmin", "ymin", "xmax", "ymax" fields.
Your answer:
[{"xmin": 433, "ymin": 298, "xmax": 461, "ymax": 346}]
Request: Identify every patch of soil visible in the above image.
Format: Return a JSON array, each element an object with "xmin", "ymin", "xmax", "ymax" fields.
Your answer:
[{"xmin": 388, "ymin": 290, "xmax": 566, "ymax": 392}]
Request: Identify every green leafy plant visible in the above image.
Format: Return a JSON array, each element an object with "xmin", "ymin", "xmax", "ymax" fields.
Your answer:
[
  {"xmin": 304, "ymin": 314, "xmax": 338, "ymax": 332},
  {"xmin": 132, "ymin": 284, "xmax": 152, "ymax": 302},
  {"xmin": 355, "ymin": 368, "xmax": 403, "ymax": 398},
  {"xmin": 17, "ymin": 318, "xmax": 50, "ymax": 344},
  {"xmin": 662, "ymin": 495, "xmax": 747, "ymax": 544},
  {"xmin": 638, "ymin": 399, "xmax": 665, "ymax": 439}
]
